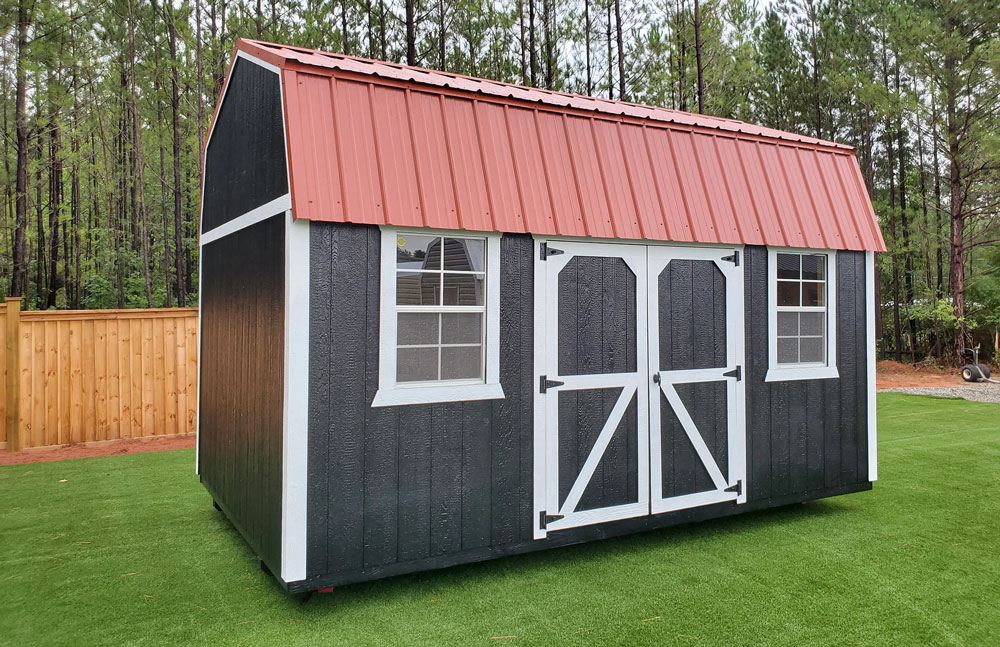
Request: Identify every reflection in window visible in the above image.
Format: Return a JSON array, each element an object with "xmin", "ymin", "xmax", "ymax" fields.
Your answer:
[
  {"xmin": 394, "ymin": 234, "xmax": 486, "ymax": 383},
  {"xmin": 775, "ymin": 252, "xmax": 829, "ymax": 365}
]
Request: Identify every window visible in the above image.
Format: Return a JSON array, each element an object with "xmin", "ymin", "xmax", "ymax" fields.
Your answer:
[
  {"xmin": 766, "ymin": 248, "xmax": 838, "ymax": 382},
  {"xmin": 373, "ymin": 228, "xmax": 504, "ymax": 407}
]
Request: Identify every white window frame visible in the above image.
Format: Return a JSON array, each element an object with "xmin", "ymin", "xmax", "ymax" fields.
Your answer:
[
  {"xmin": 765, "ymin": 247, "xmax": 839, "ymax": 382},
  {"xmin": 372, "ymin": 227, "xmax": 505, "ymax": 407}
]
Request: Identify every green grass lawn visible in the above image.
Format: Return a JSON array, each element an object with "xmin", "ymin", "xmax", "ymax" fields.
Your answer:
[{"xmin": 2, "ymin": 393, "xmax": 999, "ymax": 647}]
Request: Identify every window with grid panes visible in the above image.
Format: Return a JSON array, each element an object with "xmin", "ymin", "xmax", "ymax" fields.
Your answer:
[
  {"xmin": 774, "ymin": 252, "xmax": 829, "ymax": 365},
  {"xmin": 394, "ymin": 234, "xmax": 487, "ymax": 383}
]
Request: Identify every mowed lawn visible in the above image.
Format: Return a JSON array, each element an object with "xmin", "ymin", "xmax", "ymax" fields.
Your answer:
[{"xmin": 2, "ymin": 393, "xmax": 998, "ymax": 647}]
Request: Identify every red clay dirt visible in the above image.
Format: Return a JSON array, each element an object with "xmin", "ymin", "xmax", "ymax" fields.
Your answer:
[
  {"xmin": 0, "ymin": 434, "xmax": 196, "ymax": 466},
  {"xmin": 875, "ymin": 360, "xmax": 966, "ymax": 389}
]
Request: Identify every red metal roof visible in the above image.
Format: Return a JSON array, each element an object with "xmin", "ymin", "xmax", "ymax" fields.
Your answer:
[{"xmin": 239, "ymin": 39, "xmax": 885, "ymax": 252}]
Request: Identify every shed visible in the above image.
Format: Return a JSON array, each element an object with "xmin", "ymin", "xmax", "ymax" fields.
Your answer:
[{"xmin": 197, "ymin": 39, "xmax": 886, "ymax": 593}]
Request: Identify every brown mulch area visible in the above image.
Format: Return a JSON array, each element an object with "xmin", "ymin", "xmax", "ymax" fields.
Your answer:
[
  {"xmin": 875, "ymin": 360, "xmax": 967, "ymax": 389},
  {"xmin": 0, "ymin": 434, "xmax": 196, "ymax": 466}
]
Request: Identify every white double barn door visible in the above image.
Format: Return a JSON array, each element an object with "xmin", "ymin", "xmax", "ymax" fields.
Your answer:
[{"xmin": 534, "ymin": 240, "xmax": 746, "ymax": 537}]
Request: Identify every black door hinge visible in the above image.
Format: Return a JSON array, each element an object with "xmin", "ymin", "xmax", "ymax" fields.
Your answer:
[
  {"xmin": 539, "ymin": 510, "xmax": 565, "ymax": 529},
  {"xmin": 723, "ymin": 366, "xmax": 742, "ymax": 381},
  {"xmin": 724, "ymin": 480, "xmax": 743, "ymax": 496},
  {"xmin": 539, "ymin": 375, "xmax": 565, "ymax": 393},
  {"xmin": 722, "ymin": 250, "xmax": 740, "ymax": 266},
  {"xmin": 652, "ymin": 372, "xmax": 661, "ymax": 384},
  {"xmin": 540, "ymin": 242, "xmax": 565, "ymax": 261}
]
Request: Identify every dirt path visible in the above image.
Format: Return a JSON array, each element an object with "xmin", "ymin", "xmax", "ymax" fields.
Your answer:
[
  {"xmin": 0, "ymin": 434, "xmax": 196, "ymax": 466},
  {"xmin": 875, "ymin": 360, "xmax": 966, "ymax": 388}
]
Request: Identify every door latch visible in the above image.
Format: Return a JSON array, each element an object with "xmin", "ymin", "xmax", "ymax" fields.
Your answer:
[
  {"xmin": 539, "ymin": 510, "xmax": 565, "ymax": 529},
  {"xmin": 539, "ymin": 375, "xmax": 565, "ymax": 393},
  {"xmin": 652, "ymin": 372, "xmax": 661, "ymax": 384}
]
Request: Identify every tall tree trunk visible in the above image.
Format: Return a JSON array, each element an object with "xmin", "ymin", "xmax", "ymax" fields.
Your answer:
[
  {"xmin": 543, "ymin": 0, "xmax": 553, "ymax": 88},
  {"xmin": 438, "ymin": 0, "xmax": 445, "ymax": 69},
  {"xmin": 196, "ymin": 0, "xmax": 206, "ymax": 163},
  {"xmin": 615, "ymin": 0, "xmax": 625, "ymax": 101},
  {"xmin": 127, "ymin": 0, "xmax": 155, "ymax": 307},
  {"xmin": 693, "ymin": 0, "xmax": 704, "ymax": 113},
  {"xmin": 584, "ymin": 0, "xmax": 591, "ymax": 95},
  {"xmin": 378, "ymin": 0, "xmax": 387, "ymax": 60},
  {"xmin": 945, "ymin": 65, "xmax": 966, "ymax": 365},
  {"xmin": 606, "ymin": 4, "xmax": 613, "ymax": 100},
  {"xmin": 529, "ymin": 0, "xmax": 537, "ymax": 86},
  {"xmin": 48, "ymin": 93, "xmax": 62, "ymax": 309},
  {"xmin": 881, "ymin": 43, "xmax": 902, "ymax": 362},
  {"xmin": 168, "ymin": 6, "xmax": 186, "ymax": 306},
  {"xmin": 342, "ymin": 0, "xmax": 351, "ymax": 55},
  {"xmin": 11, "ymin": 0, "xmax": 30, "ymax": 298},
  {"xmin": 35, "ymin": 119, "xmax": 46, "ymax": 309},
  {"xmin": 406, "ymin": 0, "xmax": 416, "ymax": 66},
  {"xmin": 930, "ymin": 92, "xmax": 944, "ymax": 300},
  {"xmin": 518, "ymin": 0, "xmax": 528, "ymax": 85},
  {"xmin": 896, "ymin": 66, "xmax": 915, "ymax": 360}
]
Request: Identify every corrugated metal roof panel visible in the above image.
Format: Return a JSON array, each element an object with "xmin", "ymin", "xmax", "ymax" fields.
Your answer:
[{"xmin": 242, "ymin": 39, "xmax": 885, "ymax": 251}]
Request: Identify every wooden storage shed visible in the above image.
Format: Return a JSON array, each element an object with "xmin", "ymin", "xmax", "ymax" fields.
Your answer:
[{"xmin": 197, "ymin": 39, "xmax": 886, "ymax": 593}]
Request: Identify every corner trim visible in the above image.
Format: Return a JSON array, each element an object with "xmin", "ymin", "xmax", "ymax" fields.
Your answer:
[
  {"xmin": 866, "ymin": 251, "xmax": 877, "ymax": 481},
  {"xmin": 281, "ymin": 211, "xmax": 309, "ymax": 583}
]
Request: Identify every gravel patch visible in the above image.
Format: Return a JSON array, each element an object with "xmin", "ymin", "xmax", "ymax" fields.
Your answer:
[{"xmin": 880, "ymin": 383, "xmax": 1000, "ymax": 404}]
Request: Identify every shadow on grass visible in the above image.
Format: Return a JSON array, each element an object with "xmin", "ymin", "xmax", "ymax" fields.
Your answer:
[{"xmin": 208, "ymin": 494, "xmax": 859, "ymax": 613}]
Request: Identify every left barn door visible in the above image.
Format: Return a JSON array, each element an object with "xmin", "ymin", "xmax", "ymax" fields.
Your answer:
[{"xmin": 535, "ymin": 241, "xmax": 649, "ymax": 535}]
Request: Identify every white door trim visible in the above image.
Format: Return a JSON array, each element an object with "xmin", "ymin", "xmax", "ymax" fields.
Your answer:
[
  {"xmin": 534, "ymin": 239, "xmax": 650, "ymax": 536},
  {"xmin": 647, "ymin": 245, "xmax": 747, "ymax": 515}
]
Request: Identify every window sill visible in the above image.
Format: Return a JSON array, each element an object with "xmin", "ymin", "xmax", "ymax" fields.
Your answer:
[
  {"xmin": 371, "ymin": 382, "xmax": 505, "ymax": 407},
  {"xmin": 764, "ymin": 365, "xmax": 839, "ymax": 383}
]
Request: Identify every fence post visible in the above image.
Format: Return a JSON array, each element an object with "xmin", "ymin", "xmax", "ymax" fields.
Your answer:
[{"xmin": 5, "ymin": 297, "xmax": 20, "ymax": 452}]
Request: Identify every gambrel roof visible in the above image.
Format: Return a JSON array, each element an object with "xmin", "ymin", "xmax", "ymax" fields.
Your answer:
[{"xmin": 233, "ymin": 38, "xmax": 885, "ymax": 252}]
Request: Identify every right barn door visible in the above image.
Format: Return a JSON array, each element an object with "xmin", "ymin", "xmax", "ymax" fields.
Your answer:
[{"xmin": 648, "ymin": 247, "xmax": 747, "ymax": 514}]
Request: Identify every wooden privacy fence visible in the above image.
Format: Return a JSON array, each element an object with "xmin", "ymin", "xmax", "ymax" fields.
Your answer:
[{"xmin": 1, "ymin": 300, "xmax": 198, "ymax": 451}]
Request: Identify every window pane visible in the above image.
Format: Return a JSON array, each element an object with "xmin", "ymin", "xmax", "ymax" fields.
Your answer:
[
  {"xmin": 776, "ymin": 312, "xmax": 798, "ymax": 336},
  {"xmin": 776, "ymin": 253, "xmax": 800, "ymax": 280},
  {"xmin": 802, "ymin": 282, "xmax": 825, "ymax": 307},
  {"xmin": 800, "ymin": 336, "xmax": 825, "ymax": 363},
  {"xmin": 801, "ymin": 254, "xmax": 826, "ymax": 281},
  {"xmin": 777, "ymin": 280, "xmax": 800, "ymax": 306},
  {"xmin": 397, "ymin": 271, "xmax": 440, "ymax": 305},
  {"xmin": 800, "ymin": 312, "xmax": 825, "ymax": 336},
  {"xmin": 776, "ymin": 337, "xmax": 798, "ymax": 364},
  {"xmin": 441, "ymin": 313, "xmax": 483, "ymax": 344},
  {"xmin": 396, "ymin": 234, "xmax": 441, "ymax": 269},
  {"xmin": 443, "ymin": 273, "xmax": 485, "ymax": 306},
  {"xmin": 443, "ymin": 238, "xmax": 486, "ymax": 272},
  {"xmin": 397, "ymin": 347, "xmax": 439, "ymax": 382},
  {"xmin": 441, "ymin": 345, "xmax": 482, "ymax": 380},
  {"xmin": 398, "ymin": 313, "xmax": 439, "ymax": 345}
]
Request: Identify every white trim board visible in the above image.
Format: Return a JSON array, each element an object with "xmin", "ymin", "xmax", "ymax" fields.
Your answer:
[
  {"xmin": 866, "ymin": 251, "xmax": 877, "ymax": 482},
  {"xmin": 200, "ymin": 194, "xmax": 292, "ymax": 246},
  {"xmin": 280, "ymin": 211, "xmax": 309, "ymax": 583}
]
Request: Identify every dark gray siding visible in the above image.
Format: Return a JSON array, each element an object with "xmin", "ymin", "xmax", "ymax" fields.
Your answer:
[
  {"xmin": 199, "ymin": 214, "xmax": 285, "ymax": 574},
  {"xmin": 202, "ymin": 58, "xmax": 288, "ymax": 233},
  {"xmin": 305, "ymin": 227, "xmax": 871, "ymax": 591},
  {"xmin": 744, "ymin": 246, "xmax": 870, "ymax": 501}
]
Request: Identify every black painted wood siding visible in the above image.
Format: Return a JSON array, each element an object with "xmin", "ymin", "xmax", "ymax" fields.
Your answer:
[
  {"xmin": 305, "ymin": 227, "xmax": 870, "ymax": 588},
  {"xmin": 307, "ymin": 224, "xmax": 534, "ymax": 579},
  {"xmin": 202, "ymin": 58, "xmax": 288, "ymax": 233},
  {"xmin": 744, "ymin": 246, "xmax": 870, "ymax": 499},
  {"xmin": 199, "ymin": 214, "xmax": 285, "ymax": 574}
]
